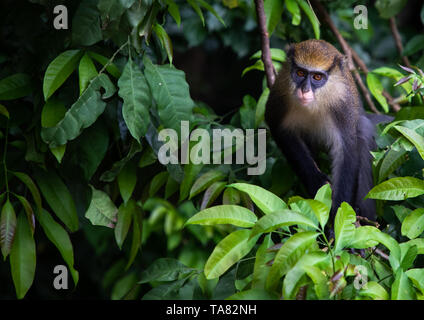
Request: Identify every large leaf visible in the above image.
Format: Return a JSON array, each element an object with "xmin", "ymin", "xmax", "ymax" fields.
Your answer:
[
  {"xmin": 282, "ymin": 252, "xmax": 328, "ymax": 299},
  {"xmin": 138, "ymin": 258, "xmax": 194, "ymax": 283},
  {"xmin": 200, "ymin": 181, "xmax": 226, "ymax": 210},
  {"xmin": 0, "ymin": 73, "xmax": 32, "ymax": 100},
  {"xmin": 41, "ymin": 73, "xmax": 116, "ymax": 148},
  {"xmin": 72, "ymin": 0, "xmax": 103, "ymax": 46},
  {"xmin": 0, "ymin": 200, "xmax": 17, "ymax": 259},
  {"xmin": 366, "ymin": 177, "xmax": 424, "ymax": 201},
  {"xmin": 349, "ymin": 226, "xmax": 379, "ymax": 249},
  {"xmin": 143, "ymin": 57, "xmax": 194, "ymax": 132},
  {"xmin": 85, "ymin": 185, "xmax": 118, "ymax": 228},
  {"xmin": 97, "ymin": 0, "xmax": 135, "ymax": 22},
  {"xmin": 10, "ymin": 172, "xmax": 42, "ymax": 215},
  {"xmin": 43, "ymin": 50, "xmax": 83, "ymax": 100},
  {"xmin": 185, "ymin": 205, "xmax": 257, "ymax": 227},
  {"xmin": 189, "ymin": 170, "xmax": 225, "ymax": 199},
  {"xmin": 117, "ymin": 161, "xmax": 137, "ymax": 204},
  {"xmin": 391, "ymin": 269, "xmax": 415, "ymax": 300},
  {"xmin": 334, "ymin": 202, "xmax": 356, "ymax": 253},
  {"xmin": 264, "ymin": 0, "xmax": 284, "ymax": 35},
  {"xmin": 394, "ymin": 125, "xmax": 424, "ymax": 160},
  {"xmin": 367, "ymin": 73, "xmax": 389, "ymax": 112},
  {"xmin": 38, "ymin": 209, "xmax": 78, "ymax": 286},
  {"xmin": 251, "ymin": 210, "xmax": 318, "ymax": 238},
  {"xmin": 78, "ymin": 53, "xmax": 98, "ymax": 95},
  {"xmin": 33, "ymin": 170, "xmax": 79, "ymax": 232},
  {"xmin": 296, "ymin": 0, "xmax": 320, "ymax": 39},
  {"xmin": 118, "ymin": 58, "xmax": 152, "ymax": 141},
  {"xmin": 401, "ymin": 208, "xmax": 424, "ymax": 239},
  {"xmin": 406, "ymin": 269, "xmax": 424, "ymax": 294},
  {"xmin": 252, "ymin": 234, "xmax": 273, "ymax": 289},
  {"xmin": 115, "ymin": 200, "xmax": 134, "ymax": 250},
  {"xmin": 377, "ymin": 149, "xmax": 407, "ymax": 183},
  {"xmin": 358, "ymin": 281, "xmax": 389, "ymax": 300},
  {"xmin": 204, "ymin": 229, "xmax": 260, "ymax": 279},
  {"xmin": 266, "ymin": 231, "xmax": 319, "ymax": 291},
  {"xmin": 10, "ymin": 213, "xmax": 36, "ymax": 299},
  {"xmin": 228, "ymin": 183, "xmax": 287, "ymax": 214}
]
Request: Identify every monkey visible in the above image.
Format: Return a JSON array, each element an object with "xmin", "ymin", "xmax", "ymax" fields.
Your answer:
[{"xmin": 265, "ymin": 39, "xmax": 391, "ymax": 221}]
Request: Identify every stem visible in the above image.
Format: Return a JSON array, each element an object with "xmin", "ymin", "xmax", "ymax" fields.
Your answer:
[
  {"xmin": 320, "ymin": 230, "xmax": 335, "ymax": 273},
  {"xmin": 254, "ymin": 0, "xmax": 276, "ymax": 88},
  {"xmin": 389, "ymin": 16, "xmax": 412, "ymax": 69},
  {"xmin": 98, "ymin": 40, "xmax": 129, "ymax": 75}
]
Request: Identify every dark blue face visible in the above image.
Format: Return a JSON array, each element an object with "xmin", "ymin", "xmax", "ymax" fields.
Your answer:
[{"xmin": 291, "ymin": 65, "xmax": 328, "ymax": 93}]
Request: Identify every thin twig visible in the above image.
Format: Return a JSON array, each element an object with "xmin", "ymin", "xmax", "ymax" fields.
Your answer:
[
  {"xmin": 356, "ymin": 215, "xmax": 380, "ymax": 228},
  {"xmin": 254, "ymin": 0, "xmax": 276, "ymax": 88},
  {"xmin": 389, "ymin": 16, "xmax": 412, "ymax": 69},
  {"xmin": 374, "ymin": 248, "xmax": 390, "ymax": 261}
]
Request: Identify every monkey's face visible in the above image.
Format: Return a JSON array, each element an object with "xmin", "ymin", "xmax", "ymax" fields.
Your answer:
[{"xmin": 291, "ymin": 65, "xmax": 328, "ymax": 106}]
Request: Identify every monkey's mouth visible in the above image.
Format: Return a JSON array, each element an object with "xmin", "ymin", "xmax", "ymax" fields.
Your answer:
[{"xmin": 296, "ymin": 89, "xmax": 315, "ymax": 106}]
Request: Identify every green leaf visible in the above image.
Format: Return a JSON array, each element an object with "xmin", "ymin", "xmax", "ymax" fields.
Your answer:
[
  {"xmin": 118, "ymin": 58, "xmax": 152, "ymax": 142},
  {"xmin": 85, "ymin": 185, "xmax": 118, "ymax": 228},
  {"xmin": 378, "ymin": 149, "xmax": 407, "ymax": 183},
  {"xmin": 334, "ymin": 202, "xmax": 356, "ymax": 253},
  {"xmin": 190, "ymin": 170, "xmax": 226, "ymax": 199},
  {"xmin": 200, "ymin": 181, "xmax": 226, "ymax": 210},
  {"xmin": 152, "ymin": 23, "xmax": 174, "ymax": 64},
  {"xmin": 296, "ymin": 0, "xmax": 320, "ymax": 39},
  {"xmin": 403, "ymin": 34, "xmax": 424, "ymax": 56},
  {"xmin": 266, "ymin": 231, "xmax": 319, "ymax": 291},
  {"xmin": 43, "ymin": 50, "xmax": 83, "ymax": 100},
  {"xmin": 222, "ymin": 187, "xmax": 241, "ymax": 205},
  {"xmin": 251, "ymin": 210, "xmax": 318, "ymax": 238},
  {"xmin": 305, "ymin": 199, "xmax": 329, "ymax": 229},
  {"xmin": 72, "ymin": 0, "xmax": 103, "ymax": 46},
  {"xmin": 304, "ymin": 265, "xmax": 329, "ymax": 300},
  {"xmin": 252, "ymin": 234, "xmax": 273, "ymax": 289},
  {"xmin": 126, "ymin": 205, "xmax": 143, "ymax": 270},
  {"xmin": 187, "ymin": 0, "xmax": 205, "ymax": 26},
  {"xmin": 349, "ymin": 226, "xmax": 379, "ymax": 249},
  {"xmin": 97, "ymin": 0, "xmax": 135, "ymax": 22},
  {"xmin": 0, "ymin": 73, "xmax": 32, "ymax": 100},
  {"xmin": 366, "ymin": 177, "xmax": 424, "ymax": 200},
  {"xmin": 13, "ymin": 194, "xmax": 35, "ymax": 235},
  {"xmin": 0, "ymin": 200, "xmax": 17, "ymax": 259},
  {"xmin": 115, "ymin": 201, "xmax": 134, "ymax": 250},
  {"xmin": 10, "ymin": 213, "xmax": 36, "ymax": 299},
  {"xmin": 228, "ymin": 183, "xmax": 287, "ymax": 214},
  {"xmin": 314, "ymin": 184, "xmax": 332, "ymax": 213},
  {"xmin": 88, "ymin": 51, "xmax": 121, "ymax": 78},
  {"xmin": 78, "ymin": 53, "xmax": 98, "ymax": 95},
  {"xmin": 394, "ymin": 125, "xmax": 424, "ymax": 160},
  {"xmin": 179, "ymin": 163, "xmax": 203, "ymax": 202},
  {"xmin": 358, "ymin": 281, "xmax": 389, "ymax": 300},
  {"xmin": 401, "ymin": 208, "xmax": 424, "ymax": 239},
  {"xmin": 138, "ymin": 258, "xmax": 194, "ymax": 283},
  {"xmin": 10, "ymin": 172, "xmax": 42, "ymax": 216},
  {"xmin": 165, "ymin": 0, "xmax": 181, "ymax": 27},
  {"xmin": 264, "ymin": 0, "xmax": 284, "ymax": 35},
  {"xmin": 375, "ymin": 0, "xmax": 407, "ymax": 18},
  {"xmin": 118, "ymin": 160, "xmax": 137, "ymax": 204},
  {"xmin": 241, "ymin": 60, "xmax": 264, "ymax": 77},
  {"xmin": 204, "ymin": 229, "xmax": 260, "ymax": 279},
  {"xmin": 391, "ymin": 269, "xmax": 415, "ymax": 300},
  {"xmin": 367, "ymin": 73, "xmax": 389, "ymax": 112},
  {"xmin": 41, "ymin": 73, "xmax": 116, "ymax": 148},
  {"xmin": 33, "ymin": 170, "xmax": 79, "ymax": 232},
  {"xmin": 38, "ymin": 209, "xmax": 78, "ymax": 286},
  {"xmin": 406, "ymin": 268, "xmax": 424, "ymax": 294},
  {"xmin": 185, "ymin": 205, "xmax": 257, "ymax": 227},
  {"xmin": 41, "ymin": 99, "xmax": 66, "ymax": 128},
  {"xmin": 149, "ymin": 171, "xmax": 169, "ymax": 197},
  {"xmin": 255, "ymin": 88, "xmax": 270, "ymax": 127},
  {"xmin": 250, "ymin": 48, "xmax": 286, "ymax": 62},
  {"xmin": 143, "ymin": 57, "xmax": 195, "ymax": 132},
  {"xmin": 0, "ymin": 104, "xmax": 9, "ymax": 118},
  {"xmin": 282, "ymin": 252, "xmax": 328, "ymax": 299},
  {"xmin": 227, "ymin": 288, "xmax": 278, "ymax": 300},
  {"xmin": 197, "ymin": 0, "xmax": 226, "ymax": 27},
  {"xmin": 285, "ymin": 0, "xmax": 301, "ymax": 25}
]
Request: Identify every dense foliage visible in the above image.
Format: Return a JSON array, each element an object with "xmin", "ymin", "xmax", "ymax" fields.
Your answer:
[{"xmin": 1, "ymin": 0, "xmax": 424, "ymax": 300}]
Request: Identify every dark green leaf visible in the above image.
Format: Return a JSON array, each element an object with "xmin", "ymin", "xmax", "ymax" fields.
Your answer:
[
  {"xmin": 72, "ymin": 0, "xmax": 103, "ymax": 46},
  {"xmin": 0, "ymin": 200, "xmax": 17, "ymax": 259},
  {"xmin": 0, "ymin": 73, "xmax": 32, "ymax": 100}
]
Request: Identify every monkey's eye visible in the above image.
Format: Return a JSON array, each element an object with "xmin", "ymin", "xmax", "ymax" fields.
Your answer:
[
  {"xmin": 296, "ymin": 70, "xmax": 305, "ymax": 77},
  {"xmin": 312, "ymin": 73, "xmax": 323, "ymax": 81}
]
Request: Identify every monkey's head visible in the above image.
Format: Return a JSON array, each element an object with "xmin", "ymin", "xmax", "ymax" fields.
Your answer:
[{"xmin": 286, "ymin": 39, "xmax": 348, "ymax": 108}]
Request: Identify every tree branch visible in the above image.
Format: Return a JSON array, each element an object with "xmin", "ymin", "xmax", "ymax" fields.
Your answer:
[
  {"xmin": 254, "ymin": 0, "xmax": 276, "ymax": 88},
  {"xmin": 390, "ymin": 16, "xmax": 412, "ymax": 69}
]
